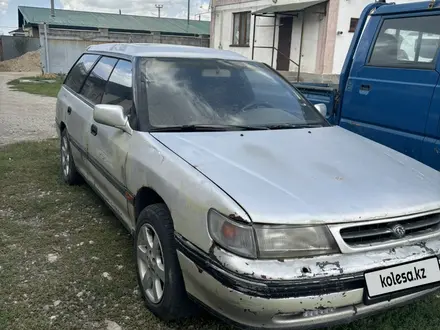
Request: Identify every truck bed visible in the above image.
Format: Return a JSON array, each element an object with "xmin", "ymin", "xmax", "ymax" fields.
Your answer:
[{"xmin": 292, "ymin": 83, "xmax": 338, "ymax": 122}]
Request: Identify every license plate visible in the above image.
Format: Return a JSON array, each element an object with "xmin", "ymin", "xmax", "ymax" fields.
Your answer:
[{"xmin": 365, "ymin": 257, "xmax": 440, "ymax": 297}]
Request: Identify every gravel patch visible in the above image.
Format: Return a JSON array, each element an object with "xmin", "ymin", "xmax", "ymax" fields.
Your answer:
[
  {"xmin": 0, "ymin": 51, "xmax": 42, "ymax": 72},
  {"xmin": 0, "ymin": 72, "xmax": 57, "ymax": 146}
]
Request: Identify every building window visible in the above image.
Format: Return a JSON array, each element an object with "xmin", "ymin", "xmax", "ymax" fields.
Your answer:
[
  {"xmin": 232, "ymin": 12, "xmax": 251, "ymax": 46},
  {"xmin": 349, "ymin": 18, "xmax": 359, "ymax": 33}
]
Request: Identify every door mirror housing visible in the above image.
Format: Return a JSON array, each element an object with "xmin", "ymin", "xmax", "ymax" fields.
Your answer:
[
  {"xmin": 93, "ymin": 104, "xmax": 132, "ymax": 134},
  {"xmin": 314, "ymin": 103, "xmax": 327, "ymax": 117}
]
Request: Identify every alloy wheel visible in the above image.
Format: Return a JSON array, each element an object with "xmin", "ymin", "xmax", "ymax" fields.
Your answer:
[
  {"xmin": 61, "ymin": 136, "xmax": 70, "ymax": 178},
  {"xmin": 137, "ymin": 224, "xmax": 166, "ymax": 304}
]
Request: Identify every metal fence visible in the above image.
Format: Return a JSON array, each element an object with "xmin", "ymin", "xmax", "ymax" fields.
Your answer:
[
  {"xmin": 38, "ymin": 25, "xmax": 210, "ymax": 74},
  {"xmin": 39, "ymin": 36, "xmax": 209, "ymax": 74}
]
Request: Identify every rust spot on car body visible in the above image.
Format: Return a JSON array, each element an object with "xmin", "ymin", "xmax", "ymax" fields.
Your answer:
[
  {"xmin": 243, "ymin": 308, "xmax": 257, "ymax": 315},
  {"xmin": 229, "ymin": 213, "xmax": 245, "ymax": 222},
  {"xmin": 316, "ymin": 261, "xmax": 343, "ymax": 274},
  {"xmin": 415, "ymin": 241, "xmax": 436, "ymax": 254},
  {"xmin": 353, "ymin": 305, "xmax": 358, "ymax": 315}
]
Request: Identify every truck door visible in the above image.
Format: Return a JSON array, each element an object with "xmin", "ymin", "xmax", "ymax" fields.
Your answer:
[
  {"xmin": 340, "ymin": 13, "xmax": 440, "ymax": 162},
  {"xmin": 421, "ymin": 72, "xmax": 440, "ymax": 171}
]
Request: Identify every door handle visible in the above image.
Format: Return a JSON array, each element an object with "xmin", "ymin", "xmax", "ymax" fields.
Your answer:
[
  {"xmin": 360, "ymin": 84, "xmax": 371, "ymax": 91},
  {"xmin": 67, "ymin": 107, "xmax": 72, "ymax": 115},
  {"xmin": 91, "ymin": 124, "xmax": 98, "ymax": 136}
]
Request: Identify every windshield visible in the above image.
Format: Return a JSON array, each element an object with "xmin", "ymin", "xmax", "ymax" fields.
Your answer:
[{"xmin": 138, "ymin": 58, "xmax": 326, "ymax": 131}]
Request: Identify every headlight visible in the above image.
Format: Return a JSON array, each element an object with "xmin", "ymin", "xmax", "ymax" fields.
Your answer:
[
  {"xmin": 254, "ymin": 225, "xmax": 339, "ymax": 258},
  {"xmin": 208, "ymin": 209, "xmax": 339, "ymax": 259},
  {"xmin": 207, "ymin": 209, "xmax": 257, "ymax": 258}
]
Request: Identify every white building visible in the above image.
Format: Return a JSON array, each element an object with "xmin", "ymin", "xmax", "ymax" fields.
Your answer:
[{"xmin": 210, "ymin": 0, "xmax": 418, "ymax": 80}]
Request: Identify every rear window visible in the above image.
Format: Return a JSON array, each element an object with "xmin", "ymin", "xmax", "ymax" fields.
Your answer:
[
  {"xmin": 64, "ymin": 54, "xmax": 100, "ymax": 92},
  {"xmin": 80, "ymin": 56, "xmax": 118, "ymax": 104}
]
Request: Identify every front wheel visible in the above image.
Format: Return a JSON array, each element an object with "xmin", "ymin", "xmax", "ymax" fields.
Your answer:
[{"xmin": 135, "ymin": 203, "xmax": 194, "ymax": 321}]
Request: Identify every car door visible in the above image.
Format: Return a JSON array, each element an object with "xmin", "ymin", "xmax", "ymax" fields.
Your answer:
[
  {"xmin": 58, "ymin": 54, "xmax": 100, "ymax": 173},
  {"xmin": 340, "ymin": 13, "xmax": 440, "ymax": 162},
  {"xmin": 86, "ymin": 59, "xmax": 134, "ymax": 226}
]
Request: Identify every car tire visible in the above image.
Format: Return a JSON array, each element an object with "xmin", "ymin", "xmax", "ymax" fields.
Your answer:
[
  {"xmin": 135, "ymin": 203, "xmax": 194, "ymax": 321},
  {"xmin": 60, "ymin": 128, "xmax": 82, "ymax": 185}
]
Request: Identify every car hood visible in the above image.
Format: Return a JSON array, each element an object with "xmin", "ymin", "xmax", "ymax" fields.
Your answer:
[{"xmin": 151, "ymin": 127, "xmax": 440, "ymax": 225}]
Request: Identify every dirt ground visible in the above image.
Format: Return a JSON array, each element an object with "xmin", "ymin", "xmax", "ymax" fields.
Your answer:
[
  {"xmin": 0, "ymin": 51, "xmax": 42, "ymax": 72},
  {"xmin": 0, "ymin": 140, "xmax": 228, "ymax": 330},
  {"xmin": 0, "ymin": 72, "xmax": 57, "ymax": 146}
]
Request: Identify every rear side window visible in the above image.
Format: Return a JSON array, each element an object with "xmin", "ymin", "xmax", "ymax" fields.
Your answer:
[
  {"xmin": 368, "ymin": 15, "xmax": 440, "ymax": 69},
  {"xmin": 80, "ymin": 56, "xmax": 118, "ymax": 105},
  {"xmin": 102, "ymin": 60, "xmax": 133, "ymax": 113},
  {"xmin": 64, "ymin": 54, "xmax": 99, "ymax": 92}
]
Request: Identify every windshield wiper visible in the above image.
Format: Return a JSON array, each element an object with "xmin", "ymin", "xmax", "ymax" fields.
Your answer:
[
  {"xmin": 265, "ymin": 123, "xmax": 324, "ymax": 130},
  {"xmin": 150, "ymin": 124, "xmax": 270, "ymax": 132}
]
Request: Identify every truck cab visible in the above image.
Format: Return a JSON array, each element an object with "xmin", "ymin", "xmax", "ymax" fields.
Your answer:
[{"xmin": 296, "ymin": 1, "xmax": 440, "ymax": 171}]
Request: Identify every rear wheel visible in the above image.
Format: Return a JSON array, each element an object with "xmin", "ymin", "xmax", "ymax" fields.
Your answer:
[
  {"xmin": 60, "ymin": 129, "xmax": 82, "ymax": 185},
  {"xmin": 135, "ymin": 203, "xmax": 194, "ymax": 321}
]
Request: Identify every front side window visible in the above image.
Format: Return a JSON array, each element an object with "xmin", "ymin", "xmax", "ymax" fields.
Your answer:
[
  {"xmin": 369, "ymin": 15, "xmax": 440, "ymax": 68},
  {"xmin": 64, "ymin": 54, "xmax": 99, "ymax": 92},
  {"xmin": 232, "ymin": 12, "xmax": 251, "ymax": 46},
  {"xmin": 102, "ymin": 60, "xmax": 133, "ymax": 114},
  {"xmin": 80, "ymin": 56, "xmax": 118, "ymax": 104},
  {"xmin": 138, "ymin": 58, "xmax": 326, "ymax": 131}
]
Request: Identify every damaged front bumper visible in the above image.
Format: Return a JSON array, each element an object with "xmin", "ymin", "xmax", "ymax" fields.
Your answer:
[{"xmin": 175, "ymin": 234, "xmax": 440, "ymax": 329}]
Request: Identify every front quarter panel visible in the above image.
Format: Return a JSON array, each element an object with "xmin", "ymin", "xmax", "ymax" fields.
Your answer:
[{"xmin": 126, "ymin": 131, "xmax": 249, "ymax": 253}]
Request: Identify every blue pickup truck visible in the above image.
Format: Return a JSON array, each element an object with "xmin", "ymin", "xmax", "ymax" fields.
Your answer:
[{"xmin": 295, "ymin": 1, "xmax": 440, "ymax": 171}]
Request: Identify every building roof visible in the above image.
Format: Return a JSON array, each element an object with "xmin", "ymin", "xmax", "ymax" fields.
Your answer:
[
  {"xmin": 87, "ymin": 43, "xmax": 248, "ymax": 60},
  {"xmin": 253, "ymin": 0, "xmax": 327, "ymax": 15},
  {"xmin": 18, "ymin": 6, "xmax": 210, "ymax": 36}
]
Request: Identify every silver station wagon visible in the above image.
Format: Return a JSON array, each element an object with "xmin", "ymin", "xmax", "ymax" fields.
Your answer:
[{"xmin": 55, "ymin": 43, "xmax": 440, "ymax": 329}]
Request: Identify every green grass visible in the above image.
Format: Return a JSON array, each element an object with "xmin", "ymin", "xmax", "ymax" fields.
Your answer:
[
  {"xmin": 1, "ymin": 140, "xmax": 440, "ymax": 330},
  {"xmin": 7, "ymin": 75, "xmax": 64, "ymax": 97}
]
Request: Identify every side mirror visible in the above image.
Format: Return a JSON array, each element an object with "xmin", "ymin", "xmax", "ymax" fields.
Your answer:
[
  {"xmin": 314, "ymin": 103, "xmax": 327, "ymax": 117},
  {"xmin": 93, "ymin": 104, "xmax": 132, "ymax": 134}
]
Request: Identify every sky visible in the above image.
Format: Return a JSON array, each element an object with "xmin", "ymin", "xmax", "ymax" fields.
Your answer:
[{"xmin": 0, "ymin": 0, "xmax": 211, "ymax": 34}]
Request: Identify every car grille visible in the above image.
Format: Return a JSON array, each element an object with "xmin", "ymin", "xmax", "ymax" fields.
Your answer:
[{"xmin": 340, "ymin": 213, "xmax": 440, "ymax": 247}]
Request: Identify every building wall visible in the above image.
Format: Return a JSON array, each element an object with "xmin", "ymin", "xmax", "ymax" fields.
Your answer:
[
  {"xmin": 213, "ymin": 0, "xmax": 426, "ymax": 75},
  {"xmin": 0, "ymin": 36, "xmax": 41, "ymax": 61},
  {"xmin": 212, "ymin": 1, "xmax": 277, "ymax": 64},
  {"xmin": 212, "ymin": 0, "xmax": 327, "ymax": 74},
  {"xmin": 39, "ymin": 25, "xmax": 210, "ymax": 73},
  {"xmin": 321, "ymin": 0, "xmax": 339, "ymax": 75},
  {"xmin": 288, "ymin": 3, "xmax": 327, "ymax": 73}
]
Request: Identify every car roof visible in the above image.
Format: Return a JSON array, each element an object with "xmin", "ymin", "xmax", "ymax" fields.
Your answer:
[
  {"xmin": 373, "ymin": 1, "xmax": 440, "ymax": 16},
  {"xmin": 86, "ymin": 43, "xmax": 250, "ymax": 61}
]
